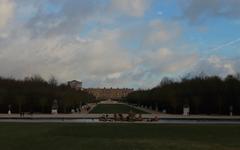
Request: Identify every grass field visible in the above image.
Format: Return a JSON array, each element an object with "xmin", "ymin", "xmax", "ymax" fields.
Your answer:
[
  {"xmin": 90, "ymin": 104, "xmax": 148, "ymax": 114},
  {"xmin": 0, "ymin": 123, "xmax": 240, "ymax": 150}
]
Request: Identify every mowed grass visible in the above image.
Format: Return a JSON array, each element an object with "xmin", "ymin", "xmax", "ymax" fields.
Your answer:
[
  {"xmin": 90, "ymin": 104, "xmax": 148, "ymax": 114},
  {"xmin": 0, "ymin": 123, "xmax": 240, "ymax": 150}
]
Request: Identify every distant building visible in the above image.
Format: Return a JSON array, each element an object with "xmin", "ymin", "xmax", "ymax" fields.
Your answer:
[
  {"xmin": 85, "ymin": 88, "xmax": 134, "ymax": 100},
  {"xmin": 68, "ymin": 80, "xmax": 82, "ymax": 90}
]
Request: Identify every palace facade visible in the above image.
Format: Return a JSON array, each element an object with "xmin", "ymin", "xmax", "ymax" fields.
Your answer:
[{"xmin": 85, "ymin": 88, "xmax": 134, "ymax": 100}]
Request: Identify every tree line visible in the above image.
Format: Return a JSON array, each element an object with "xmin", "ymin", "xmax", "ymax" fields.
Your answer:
[
  {"xmin": 0, "ymin": 75, "xmax": 95, "ymax": 113},
  {"xmin": 124, "ymin": 74, "xmax": 240, "ymax": 115}
]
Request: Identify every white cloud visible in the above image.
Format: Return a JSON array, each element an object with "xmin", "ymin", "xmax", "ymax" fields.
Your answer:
[
  {"xmin": 0, "ymin": 0, "xmax": 139, "ymax": 87},
  {"xmin": 207, "ymin": 56, "xmax": 236, "ymax": 75},
  {"xmin": 0, "ymin": 25, "xmax": 134, "ymax": 86},
  {"xmin": 110, "ymin": 0, "xmax": 151, "ymax": 17},
  {"xmin": 143, "ymin": 20, "xmax": 181, "ymax": 47},
  {"xmin": 0, "ymin": 0, "xmax": 15, "ymax": 29},
  {"xmin": 143, "ymin": 48, "xmax": 198, "ymax": 74},
  {"xmin": 100, "ymin": 44, "xmax": 198, "ymax": 88},
  {"xmin": 192, "ymin": 55, "xmax": 237, "ymax": 77}
]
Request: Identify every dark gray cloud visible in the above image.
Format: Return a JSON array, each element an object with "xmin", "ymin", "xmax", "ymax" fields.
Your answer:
[
  {"xmin": 25, "ymin": 0, "xmax": 103, "ymax": 37},
  {"xmin": 24, "ymin": 0, "xmax": 151, "ymax": 38},
  {"xmin": 181, "ymin": 0, "xmax": 240, "ymax": 23}
]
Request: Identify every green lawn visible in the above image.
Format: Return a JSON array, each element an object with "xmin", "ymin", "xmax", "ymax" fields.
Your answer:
[
  {"xmin": 0, "ymin": 123, "xmax": 240, "ymax": 150},
  {"xmin": 90, "ymin": 104, "xmax": 148, "ymax": 114}
]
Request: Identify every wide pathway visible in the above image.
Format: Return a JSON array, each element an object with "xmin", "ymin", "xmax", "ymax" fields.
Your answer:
[{"xmin": 1, "ymin": 113, "xmax": 240, "ymax": 124}]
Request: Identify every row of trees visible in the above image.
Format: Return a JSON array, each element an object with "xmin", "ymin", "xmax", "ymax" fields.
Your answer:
[
  {"xmin": 0, "ymin": 76, "xmax": 95, "ymax": 113},
  {"xmin": 124, "ymin": 74, "xmax": 240, "ymax": 115}
]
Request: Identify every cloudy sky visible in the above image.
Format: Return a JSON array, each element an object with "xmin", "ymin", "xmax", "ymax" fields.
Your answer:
[{"xmin": 0, "ymin": 0, "xmax": 240, "ymax": 88}]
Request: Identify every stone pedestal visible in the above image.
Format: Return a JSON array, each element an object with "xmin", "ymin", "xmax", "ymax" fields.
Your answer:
[
  {"xmin": 229, "ymin": 106, "xmax": 233, "ymax": 116},
  {"xmin": 8, "ymin": 105, "xmax": 11, "ymax": 115},
  {"xmin": 71, "ymin": 109, "xmax": 75, "ymax": 113},
  {"xmin": 51, "ymin": 99, "xmax": 58, "ymax": 114},
  {"xmin": 51, "ymin": 109, "xmax": 58, "ymax": 114},
  {"xmin": 183, "ymin": 107, "xmax": 190, "ymax": 116},
  {"xmin": 162, "ymin": 109, "xmax": 166, "ymax": 113}
]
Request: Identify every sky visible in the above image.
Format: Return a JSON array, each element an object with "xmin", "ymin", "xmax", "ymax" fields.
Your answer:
[{"xmin": 0, "ymin": 0, "xmax": 240, "ymax": 89}]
